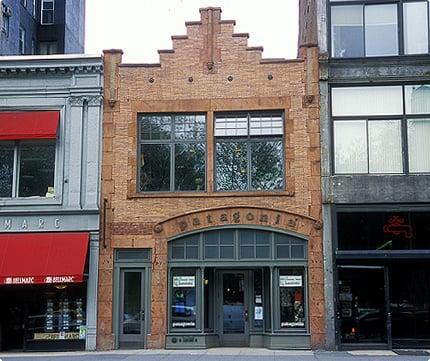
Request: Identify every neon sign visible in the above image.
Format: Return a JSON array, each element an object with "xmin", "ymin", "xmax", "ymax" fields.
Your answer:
[{"xmin": 383, "ymin": 216, "xmax": 413, "ymax": 239}]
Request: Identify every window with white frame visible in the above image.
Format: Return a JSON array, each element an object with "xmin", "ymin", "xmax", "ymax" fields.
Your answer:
[
  {"xmin": 19, "ymin": 27, "xmax": 25, "ymax": 54},
  {"xmin": 33, "ymin": 0, "xmax": 37, "ymax": 18},
  {"xmin": 0, "ymin": 141, "xmax": 56, "ymax": 198},
  {"xmin": 41, "ymin": 0, "xmax": 54, "ymax": 25},
  {"xmin": 332, "ymin": 85, "xmax": 430, "ymax": 174},
  {"xmin": 330, "ymin": 0, "xmax": 430, "ymax": 58},
  {"xmin": 215, "ymin": 111, "xmax": 284, "ymax": 191}
]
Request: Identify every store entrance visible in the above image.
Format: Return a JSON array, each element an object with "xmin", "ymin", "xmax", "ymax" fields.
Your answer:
[
  {"xmin": 338, "ymin": 266, "xmax": 388, "ymax": 347},
  {"xmin": 119, "ymin": 269, "xmax": 146, "ymax": 349},
  {"xmin": 219, "ymin": 271, "xmax": 250, "ymax": 347}
]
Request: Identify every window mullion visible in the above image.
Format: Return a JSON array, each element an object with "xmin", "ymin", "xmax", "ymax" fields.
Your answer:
[{"xmin": 12, "ymin": 142, "xmax": 19, "ymax": 197}]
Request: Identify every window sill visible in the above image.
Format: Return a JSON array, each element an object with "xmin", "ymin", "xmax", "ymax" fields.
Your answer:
[
  {"xmin": 127, "ymin": 191, "xmax": 294, "ymax": 199},
  {"xmin": 0, "ymin": 196, "xmax": 61, "ymax": 207}
]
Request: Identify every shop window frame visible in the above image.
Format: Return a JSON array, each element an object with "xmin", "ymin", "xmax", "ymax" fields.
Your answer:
[
  {"xmin": 137, "ymin": 113, "xmax": 207, "ymax": 193},
  {"xmin": 328, "ymin": 0, "xmax": 430, "ymax": 59},
  {"xmin": 330, "ymin": 83, "xmax": 430, "ymax": 175}
]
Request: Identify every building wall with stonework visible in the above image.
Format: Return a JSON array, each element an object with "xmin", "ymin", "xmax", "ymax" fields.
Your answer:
[{"xmin": 98, "ymin": 6, "xmax": 323, "ymax": 350}]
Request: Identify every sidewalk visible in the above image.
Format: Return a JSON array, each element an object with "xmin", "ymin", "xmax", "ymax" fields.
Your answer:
[{"xmin": 0, "ymin": 349, "xmax": 430, "ymax": 361}]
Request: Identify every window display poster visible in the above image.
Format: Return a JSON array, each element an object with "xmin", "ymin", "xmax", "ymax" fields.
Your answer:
[
  {"xmin": 79, "ymin": 326, "xmax": 86, "ymax": 340},
  {"xmin": 254, "ymin": 306, "xmax": 263, "ymax": 320},
  {"xmin": 173, "ymin": 276, "xmax": 195, "ymax": 288},
  {"xmin": 279, "ymin": 275, "xmax": 302, "ymax": 287}
]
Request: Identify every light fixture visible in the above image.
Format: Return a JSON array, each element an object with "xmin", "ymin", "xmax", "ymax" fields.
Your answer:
[{"xmin": 54, "ymin": 284, "xmax": 68, "ymax": 290}]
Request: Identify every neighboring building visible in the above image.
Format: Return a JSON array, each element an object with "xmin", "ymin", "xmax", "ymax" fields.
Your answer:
[
  {"xmin": 0, "ymin": 54, "xmax": 103, "ymax": 351},
  {"xmin": 317, "ymin": 0, "xmax": 430, "ymax": 350},
  {"xmin": 0, "ymin": 0, "xmax": 85, "ymax": 56},
  {"xmin": 98, "ymin": 5, "xmax": 324, "ymax": 350}
]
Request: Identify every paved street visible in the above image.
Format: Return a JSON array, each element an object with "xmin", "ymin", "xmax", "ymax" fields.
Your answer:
[{"xmin": 0, "ymin": 349, "xmax": 430, "ymax": 361}]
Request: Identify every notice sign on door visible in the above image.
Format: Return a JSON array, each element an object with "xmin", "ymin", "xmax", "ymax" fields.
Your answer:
[
  {"xmin": 279, "ymin": 275, "xmax": 302, "ymax": 287},
  {"xmin": 173, "ymin": 276, "xmax": 195, "ymax": 288}
]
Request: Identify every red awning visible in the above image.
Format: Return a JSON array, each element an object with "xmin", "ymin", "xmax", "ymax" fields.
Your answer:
[
  {"xmin": 0, "ymin": 111, "xmax": 59, "ymax": 140},
  {"xmin": 0, "ymin": 232, "xmax": 89, "ymax": 285}
]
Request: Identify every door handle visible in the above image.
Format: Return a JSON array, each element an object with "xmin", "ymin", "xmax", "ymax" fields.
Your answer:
[{"xmin": 244, "ymin": 309, "xmax": 249, "ymax": 322}]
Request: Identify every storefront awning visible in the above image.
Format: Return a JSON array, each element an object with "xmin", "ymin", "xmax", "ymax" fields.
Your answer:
[
  {"xmin": 0, "ymin": 111, "xmax": 59, "ymax": 140},
  {"xmin": 0, "ymin": 232, "xmax": 89, "ymax": 285}
]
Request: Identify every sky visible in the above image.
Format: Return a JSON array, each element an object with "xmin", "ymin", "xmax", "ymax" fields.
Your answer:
[{"xmin": 85, "ymin": 0, "xmax": 299, "ymax": 63}]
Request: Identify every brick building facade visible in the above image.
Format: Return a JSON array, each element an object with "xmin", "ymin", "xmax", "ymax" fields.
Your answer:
[{"xmin": 98, "ymin": 6, "xmax": 324, "ymax": 350}]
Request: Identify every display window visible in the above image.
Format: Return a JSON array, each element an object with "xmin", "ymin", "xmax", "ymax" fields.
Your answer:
[
  {"xmin": 279, "ymin": 268, "xmax": 305, "ymax": 329},
  {"xmin": 170, "ymin": 269, "xmax": 197, "ymax": 329}
]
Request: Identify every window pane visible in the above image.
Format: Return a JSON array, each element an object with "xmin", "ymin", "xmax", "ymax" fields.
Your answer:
[
  {"xmin": 405, "ymin": 85, "xmax": 430, "ymax": 114},
  {"xmin": 368, "ymin": 120, "xmax": 402, "ymax": 174},
  {"xmin": 215, "ymin": 115, "xmax": 248, "ymax": 136},
  {"xmin": 365, "ymin": 5, "xmax": 398, "ymax": 57},
  {"xmin": 0, "ymin": 143, "xmax": 14, "ymax": 197},
  {"xmin": 255, "ymin": 230, "xmax": 271, "ymax": 245},
  {"xmin": 186, "ymin": 246, "xmax": 199, "ymax": 259},
  {"xmin": 204, "ymin": 245, "xmax": 218, "ymax": 259},
  {"xmin": 140, "ymin": 115, "xmax": 171, "ymax": 140},
  {"xmin": 171, "ymin": 270, "xmax": 197, "ymax": 329},
  {"xmin": 291, "ymin": 245, "xmax": 305, "ymax": 259},
  {"xmin": 334, "ymin": 121, "xmax": 368, "ymax": 174},
  {"xmin": 249, "ymin": 114, "xmax": 283, "ymax": 136},
  {"xmin": 404, "ymin": 2, "xmax": 428, "ymax": 55},
  {"xmin": 204, "ymin": 231, "xmax": 218, "ymax": 245},
  {"xmin": 171, "ymin": 246, "xmax": 185, "ymax": 259},
  {"xmin": 279, "ymin": 269, "xmax": 305, "ymax": 329},
  {"xmin": 220, "ymin": 246, "xmax": 234, "ymax": 259},
  {"xmin": 140, "ymin": 144, "xmax": 170, "ymax": 191},
  {"xmin": 215, "ymin": 142, "xmax": 247, "ymax": 191},
  {"xmin": 240, "ymin": 245, "xmax": 254, "ymax": 259},
  {"xmin": 175, "ymin": 143, "xmax": 205, "ymax": 191},
  {"xmin": 251, "ymin": 141, "xmax": 283, "ymax": 190},
  {"xmin": 123, "ymin": 272, "xmax": 141, "ymax": 334},
  {"xmin": 219, "ymin": 229, "xmax": 234, "ymax": 245},
  {"xmin": 256, "ymin": 246, "xmax": 270, "ymax": 259},
  {"xmin": 239, "ymin": 229, "xmax": 255, "ymax": 245},
  {"xmin": 408, "ymin": 119, "xmax": 430, "ymax": 173},
  {"xmin": 174, "ymin": 115, "xmax": 205, "ymax": 140},
  {"xmin": 332, "ymin": 86, "xmax": 403, "ymax": 116},
  {"xmin": 277, "ymin": 245, "xmax": 290, "ymax": 258},
  {"xmin": 331, "ymin": 5, "xmax": 364, "ymax": 58},
  {"xmin": 18, "ymin": 142, "xmax": 55, "ymax": 197}
]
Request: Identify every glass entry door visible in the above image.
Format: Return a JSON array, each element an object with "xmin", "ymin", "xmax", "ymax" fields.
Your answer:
[
  {"xmin": 337, "ymin": 266, "xmax": 388, "ymax": 346},
  {"xmin": 119, "ymin": 269, "xmax": 146, "ymax": 348},
  {"xmin": 219, "ymin": 271, "xmax": 250, "ymax": 346}
]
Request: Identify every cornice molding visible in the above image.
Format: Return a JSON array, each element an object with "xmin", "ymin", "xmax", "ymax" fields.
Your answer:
[{"xmin": 69, "ymin": 95, "xmax": 103, "ymax": 107}]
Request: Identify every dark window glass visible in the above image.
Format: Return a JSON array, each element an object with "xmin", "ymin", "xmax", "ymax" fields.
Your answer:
[
  {"xmin": 256, "ymin": 246, "xmax": 270, "ymax": 259},
  {"xmin": 123, "ymin": 272, "xmax": 142, "ymax": 334},
  {"xmin": 279, "ymin": 268, "xmax": 305, "ymax": 329},
  {"xmin": 331, "ymin": 5, "xmax": 364, "ymax": 58},
  {"xmin": 215, "ymin": 142, "xmax": 247, "ymax": 191},
  {"xmin": 240, "ymin": 245, "xmax": 254, "ymax": 259},
  {"xmin": 205, "ymin": 246, "xmax": 218, "ymax": 259},
  {"xmin": 205, "ymin": 231, "xmax": 218, "ymax": 245},
  {"xmin": 175, "ymin": 143, "xmax": 205, "ymax": 191},
  {"xmin": 220, "ymin": 246, "xmax": 234, "ymax": 259},
  {"xmin": 171, "ymin": 269, "xmax": 197, "ymax": 329},
  {"xmin": 0, "ymin": 143, "xmax": 14, "ymax": 197},
  {"xmin": 171, "ymin": 246, "xmax": 185, "ymax": 259},
  {"xmin": 253, "ymin": 269, "xmax": 264, "ymax": 330},
  {"xmin": 291, "ymin": 244, "xmax": 305, "ymax": 259},
  {"xmin": 18, "ymin": 142, "xmax": 55, "ymax": 197},
  {"xmin": 251, "ymin": 140, "xmax": 283, "ymax": 190},
  {"xmin": 140, "ymin": 144, "xmax": 170, "ymax": 192},
  {"xmin": 139, "ymin": 114, "xmax": 206, "ymax": 192},
  {"xmin": 219, "ymin": 229, "xmax": 234, "ymax": 244},
  {"xmin": 186, "ymin": 246, "xmax": 199, "ymax": 259},
  {"xmin": 116, "ymin": 249, "xmax": 150, "ymax": 261},
  {"xmin": 337, "ymin": 212, "xmax": 430, "ymax": 251}
]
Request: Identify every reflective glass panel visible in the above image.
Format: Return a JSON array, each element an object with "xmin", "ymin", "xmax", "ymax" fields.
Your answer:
[
  {"xmin": 365, "ymin": 5, "xmax": 398, "ymax": 56},
  {"xmin": 407, "ymin": 119, "xmax": 430, "ymax": 173},
  {"xmin": 140, "ymin": 144, "xmax": 170, "ymax": 192},
  {"xmin": 18, "ymin": 141, "xmax": 55, "ymax": 197},
  {"xmin": 331, "ymin": 5, "xmax": 364, "ymax": 58},
  {"xmin": 405, "ymin": 85, "xmax": 430, "ymax": 114},
  {"xmin": 0, "ymin": 143, "xmax": 14, "ymax": 197},
  {"xmin": 251, "ymin": 141, "xmax": 283, "ymax": 190},
  {"xmin": 404, "ymin": 2, "xmax": 428, "ymax": 55},
  {"xmin": 215, "ymin": 142, "xmax": 248, "ymax": 191},
  {"xmin": 175, "ymin": 143, "xmax": 205, "ymax": 191},
  {"xmin": 279, "ymin": 269, "xmax": 305, "ymax": 329},
  {"xmin": 171, "ymin": 270, "xmax": 197, "ymax": 329},
  {"xmin": 123, "ymin": 272, "xmax": 142, "ymax": 334}
]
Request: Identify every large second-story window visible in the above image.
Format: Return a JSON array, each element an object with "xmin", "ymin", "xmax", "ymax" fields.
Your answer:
[
  {"xmin": 139, "ymin": 114, "xmax": 206, "ymax": 192},
  {"xmin": 215, "ymin": 112, "xmax": 284, "ymax": 192},
  {"xmin": 332, "ymin": 85, "xmax": 430, "ymax": 174},
  {"xmin": 331, "ymin": 1, "xmax": 430, "ymax": 58},
  {"xmin": 41, "ymin": 0, "xmax": 54, "ymax": 25}
]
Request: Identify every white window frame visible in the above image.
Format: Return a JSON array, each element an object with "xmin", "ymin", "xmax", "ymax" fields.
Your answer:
[{"xmin": 41, "ymin": 0, "xmax": 54, "ymax": 25}]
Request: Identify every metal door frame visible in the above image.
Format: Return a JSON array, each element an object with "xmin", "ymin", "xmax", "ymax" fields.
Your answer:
[
  {"xmin": 217, "ymin": 270, "xmax": 251, "ymax": 347},
  {"xmin": 336, "ymin": 265, "xmax": 392, "ymax": 349},
  {"xmin": 118, "ymin": 268, "xmax": 146, "ymax": 348}
]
